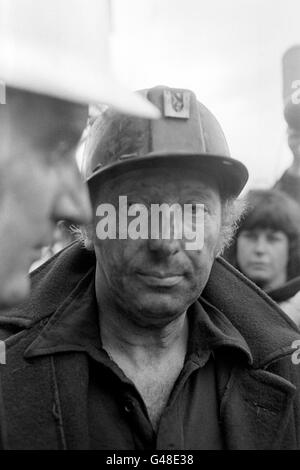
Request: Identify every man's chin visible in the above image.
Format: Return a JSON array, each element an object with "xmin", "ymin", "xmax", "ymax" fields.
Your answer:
[{"xmin": 131, "ymin": 297, "xmax": 189, "ymax": 327}]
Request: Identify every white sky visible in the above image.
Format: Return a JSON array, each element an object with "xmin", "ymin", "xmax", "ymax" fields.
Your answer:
[{"xmin": 110, "ymin": 0, "xmax": 300, "ymax": 191}]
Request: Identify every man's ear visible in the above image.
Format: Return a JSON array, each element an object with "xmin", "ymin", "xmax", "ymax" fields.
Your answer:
[
  {"xmin": 214, "ymin": 226, "xmax": 228, "ymax": 257},
  {"xmin": 85, "ymin": 224, "xmax": 95, "ymax": 251}
]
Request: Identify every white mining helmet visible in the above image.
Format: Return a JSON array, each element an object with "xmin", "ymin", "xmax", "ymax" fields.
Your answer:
[{"xmin": 0, "ymin": 0, "xmax": 160, "ymax": 118}]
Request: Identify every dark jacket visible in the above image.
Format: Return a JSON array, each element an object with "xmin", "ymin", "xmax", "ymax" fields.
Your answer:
[{"xmin": 0, "ymin": 242, "xmax": 300, "ymax": 450}]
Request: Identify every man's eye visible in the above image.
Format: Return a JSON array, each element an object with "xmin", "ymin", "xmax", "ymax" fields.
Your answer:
[
  {"xmin": 191, "ymin": 204, "xmax": 198, "ymax": 214},
  {"xmin": 183, "ymin": 205, "xmax": 205, "ymax": 228},
  {"xmin": 192, "ymin": 204, "xmax": 206, "ymax": 216},
  {"xmin": 185, "ymin": 203, "xmax": 205, "ymax": 214},
  {"xmin": 127, "ymin": 202, "xmax": 146, "ymax": 212}
]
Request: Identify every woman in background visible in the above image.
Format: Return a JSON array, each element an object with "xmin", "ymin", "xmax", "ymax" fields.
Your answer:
[{"xmin": 225, "ymin": 189, "xmax": 300, "ymax": 328}]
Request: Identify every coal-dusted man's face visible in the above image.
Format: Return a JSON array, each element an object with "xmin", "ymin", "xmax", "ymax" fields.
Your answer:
[{"xmin": 92, "ymin": 166, "xmax": 222, "ymax": 328}]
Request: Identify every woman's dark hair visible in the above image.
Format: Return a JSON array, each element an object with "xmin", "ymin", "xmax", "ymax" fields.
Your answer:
[{"xmin": 224, "ymin": 189, "xmax": 300, "ymax": 280}]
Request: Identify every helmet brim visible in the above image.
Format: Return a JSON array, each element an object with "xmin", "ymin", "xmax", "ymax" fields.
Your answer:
[{"xmin": 87, "ymin": 152, "xmax": 248, "ymax": 199}]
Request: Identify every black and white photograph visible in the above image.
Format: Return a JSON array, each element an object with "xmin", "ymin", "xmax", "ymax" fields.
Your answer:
[{"xmin": 1, "ymin": 0, "xmax": 300, "ymax": 455}]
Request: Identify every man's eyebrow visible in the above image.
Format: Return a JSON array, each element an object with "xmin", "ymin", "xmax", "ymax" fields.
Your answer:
[
  {"xmin": 180, "ymin": 188, "xmax": 216, "ymax": 200},
  {"xmin": 106, "ymin": 180, "xmax": 218, "ymax": 200},
  {"xmin": 110, "ymin": 183, "xmax": 156, "ymax": 197}
]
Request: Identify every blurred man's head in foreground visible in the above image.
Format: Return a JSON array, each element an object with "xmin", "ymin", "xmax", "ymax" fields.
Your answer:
[{"xmin": 0, "ymin": 87, "xmax": 92, "ymax": 307}]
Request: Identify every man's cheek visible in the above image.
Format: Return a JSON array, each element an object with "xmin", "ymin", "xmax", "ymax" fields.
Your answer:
[
  {"xmin": 100, "ymin": 241, "xmax": 127, "ymax": 277},
  {"xmin": 189, "ymin": 252, "xmax": 207, "ymax": 282},
  {"xmin": 194, "ymin": 249, "xmax": 215, "ymax": 280}
]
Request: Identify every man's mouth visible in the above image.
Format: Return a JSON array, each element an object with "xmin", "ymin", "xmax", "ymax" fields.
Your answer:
[{"xmin": 137, "ymin": 272, "xmax": 183, "ymax": 287}]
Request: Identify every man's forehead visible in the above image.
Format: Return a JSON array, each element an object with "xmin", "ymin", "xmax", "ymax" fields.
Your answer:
[{"xmin": 99, "ymin": 167, "xmax": 220, "ymax": 200}]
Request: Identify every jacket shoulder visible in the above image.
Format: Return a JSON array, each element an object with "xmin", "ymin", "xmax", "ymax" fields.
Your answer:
[{"xmin": 203, "ymin": 257, "xmax": 300, "ymax": 369}]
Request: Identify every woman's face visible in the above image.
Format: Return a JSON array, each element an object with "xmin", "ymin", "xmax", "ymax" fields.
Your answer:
[{"xmin": 236, "ymin": 227, "xmax": 289, "ymax": 291}]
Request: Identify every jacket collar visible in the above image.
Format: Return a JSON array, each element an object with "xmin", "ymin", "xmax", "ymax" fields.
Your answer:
[
  {"xmin": 23, "ymin": 268, "xmax": 104, "ymax": 361},
  {"xmin": 23, "ymin": 267, "xmax": 252, "ymax": 367},
  {"xmin": 202, "ymin": 257, "xmax": 300, "ymax": 368}
]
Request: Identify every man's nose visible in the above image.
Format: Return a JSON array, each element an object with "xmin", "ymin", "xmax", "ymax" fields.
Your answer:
[
  {"xmin": 147, "ymin": 215, "xmax": 181, "ymax": 256},
  {"xmin": 147, "ymin": 236, "xmax": 181, "ymax": 257},
  {"xmin": 53, "ymin": 180, "xmax": 92, "ymax": 226}
]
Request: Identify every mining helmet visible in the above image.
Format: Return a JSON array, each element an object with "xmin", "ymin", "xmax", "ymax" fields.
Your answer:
[{"xmin": 85, "ymin": 86, "xmax": 248, "ymax": 198}]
